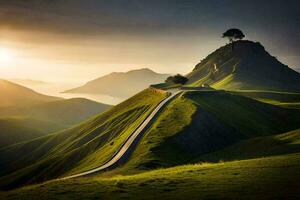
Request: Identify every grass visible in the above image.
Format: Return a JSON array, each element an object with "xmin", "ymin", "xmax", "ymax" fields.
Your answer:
[
  {"xmin": 1, "ymin": 89, "xmax": 299, "ymax": 192},
  {"xmin": 110, "ymin": 90, "xmax": 300, "ymax": 174},
  {"xmin": 0, "ymin": 118, "xmax": 46, "ymax": 148},
  {"xmin": 150, "ymin": 82, "xmax": 181, "ymax": 90},
  {"xmin": 186, "ymin": 40, "xmax": 300, "ymax": 92},
  {"xmin": 1, "ymin": 153, "xmax": 299, "ymax": 200},
  {"xmin": 230, "ymin": 90, "xmax": 300, "ymax": 108},
  {"xmin": 199, "ymin": 128, "xmax": 300, "ymax": 162},
  {"xmin": 0, "ymin": 98, "xmax": 112, "ymax": 134},
  {"xmin": 0, "ymin": 88, "xmax": 168, "ymax": 189}
]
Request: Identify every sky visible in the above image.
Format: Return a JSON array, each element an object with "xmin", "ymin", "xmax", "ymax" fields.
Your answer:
[{"xmin": 0, "ymin": 0, "xmax": 299, "ymax": 83}]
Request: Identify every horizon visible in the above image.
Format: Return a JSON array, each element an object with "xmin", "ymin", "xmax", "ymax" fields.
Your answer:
[{"xmin": 0, "ymin": 0, "xmax": 300, "ymax": 83}]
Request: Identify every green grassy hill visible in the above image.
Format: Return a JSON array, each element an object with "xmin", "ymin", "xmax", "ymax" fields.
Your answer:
[
  {"xmin": 116, "ymin": 91, "xmax": 300, "ymax": 173},
  {"xmin": 199, "ymin": 128, "xmax": 300, "ymax": 162},
  {"xmin": 0, "ymin": 98, "xmax": 111, "ymax": 132},
  {"xmin": 187, "ymin": 40, "xmax": 300, "ymax": 92},
  {"xmin": 1, "ymin": 153, "xmax": 299, "ymax": 200},
  {"xmin": 0, "ymin": 118, "xmax": 46, "ymax": 148},
  {"xmin": 1, "ymin": 90, "xmax": 299, "ymax": 190},
  {"xmin": 230, "ymin": 90, "xmax": 300, "ymax": 108},
  {"xmin": 0, "ymin": 88, "xmax": 167, "ymax": 189},
  {"xmin": 2, "ymin": 128, "xmax": 299, "ymax": 199},
  {"xmin": 0, "ymin": 79, "xmax": 61, "ymax": 108}
]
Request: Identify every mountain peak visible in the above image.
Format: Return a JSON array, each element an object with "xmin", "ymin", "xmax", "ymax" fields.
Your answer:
[
  {"xmin": 188, "ymin": 40, "xmax": 300, "ymax": 92},
  {"xmin": 227, "ymin": 40, "xmax": 266, "ymax": 55},
  {"xmin": 63, "ymin": 68, "xmax": 170, "ymax": 98},
  {"xmin": 127, "ymin": 68, "xmax": 157, "ymax": 74}
]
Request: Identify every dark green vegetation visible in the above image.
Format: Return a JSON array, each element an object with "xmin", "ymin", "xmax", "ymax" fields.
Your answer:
[
  {"xmin": 0, "ymin": 98, "xmax": 111, "ymax": 135},
  {"xmin": 1, "ymin": 153, "xmax": 299, "ymax": 200},
  {"xmin": 117, "ymin": 91, "xmax": 300, "ymax": 173},
  {"xmin": 222, "ymin": 28, "xmax": 245, "ymax": 42},
  {"xmin": 0, "ymin": 118, "xmax": 45, "ymax": 148},
  {"xmin": 187, "ymin": 40, "xmax": 300, "ymax": 92},
  {"xmin": 64, "ymin": 68, "xmax": 170, "ymax": 98},
  {"xmin": 199, "ymin": 128, "xmax": 300, "ymax": 162},
  {"xmin": 231, "ymin": 90, "xmax": 300, "ymax": 108},
  {"xmin": 165, "ymin": 74, "xmax": 188, "ymax": 85},
  {"xmin": 0, "ymin": 88, "xmax": 167, "ymax": 189},
  {"xmin": 0, "ymin": 79, "xmax": 112, "ymax": 147},
  {"xmin": 0, "ymin": 79, "xmax": 61, "ymax": 108}
]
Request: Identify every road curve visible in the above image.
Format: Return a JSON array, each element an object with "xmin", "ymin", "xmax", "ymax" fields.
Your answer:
[{"xmin": 61, "ymin": 89, "xmax": 182, "ymax": 180}]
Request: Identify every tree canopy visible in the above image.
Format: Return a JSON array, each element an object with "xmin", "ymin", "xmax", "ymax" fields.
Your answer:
[
  {"xmin": 222, "ymin": 28, "xmax": 245, "ymax": 42},
  {"xmin": 165, "ymin": 74, "xmax": 188, "ymax": 85}
]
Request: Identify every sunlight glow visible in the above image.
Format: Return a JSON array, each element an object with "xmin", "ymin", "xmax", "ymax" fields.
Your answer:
[{"xmin": 0, "ymin": 48, "xmax": 14, "ymax": 64}]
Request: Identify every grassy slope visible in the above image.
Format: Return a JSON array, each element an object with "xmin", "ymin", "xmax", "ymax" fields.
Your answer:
[
  {"xmin": 0, "ymin": 98, "xmax": 112, "ymax": 132},
  {"xmin": 1, "ymin": 153, "xmax": 299, "ymax": 200},
  {"xmin": 0, "ymin": 88, "xmax": 167, "ymax": 189},
  {"xmin": 115, "ymin": 91, "xmax": 300, "ymax": 174},
  {"xmin": 0, "ymin": 118, "xmax": 45, "ymax": 148},
  {"xmin": 199, "ymin": 128, "xmax": 300, "ymax": 162},
  {"xmin": 230, "ymin": 90, "xmax": 300, "ymax": 108},
  {"xmin": 186, "ymin": 41, "xmax": 300, "ymax": 92}
]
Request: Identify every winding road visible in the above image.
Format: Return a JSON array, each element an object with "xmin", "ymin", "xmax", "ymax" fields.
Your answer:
[{"xmin": 61, "ymin": 89, "xmax": 182, "ymax": 180}]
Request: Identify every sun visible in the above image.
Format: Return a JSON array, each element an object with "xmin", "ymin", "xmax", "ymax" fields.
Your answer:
[{"xmin": 0, "ymin": 48, "xmax": 14, "ymax": 64}]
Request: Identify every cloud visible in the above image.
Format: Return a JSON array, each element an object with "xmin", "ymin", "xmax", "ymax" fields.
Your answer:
[{"xmin": 0, "ymin": 0, "xmax": 299, "ymax": 74}]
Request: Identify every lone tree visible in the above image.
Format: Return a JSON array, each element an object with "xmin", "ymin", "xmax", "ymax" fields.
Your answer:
[
  {"xmin": 165, "ymin": 74, "xmax": 188, "ymax": 85},
  {"xmin": 222, "ymin": 28, "xmax": 245, "ymax": 43}
]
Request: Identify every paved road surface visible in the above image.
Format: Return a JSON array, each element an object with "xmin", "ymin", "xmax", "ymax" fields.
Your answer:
[{"xmin": 61, "ymin": 89, "xmax": 181, "ymax": 180}]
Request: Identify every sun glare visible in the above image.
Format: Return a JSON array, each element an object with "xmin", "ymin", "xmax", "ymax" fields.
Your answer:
[{"xmin": 0, "ymin": 48, "xmax": 14, "ymax": 64}]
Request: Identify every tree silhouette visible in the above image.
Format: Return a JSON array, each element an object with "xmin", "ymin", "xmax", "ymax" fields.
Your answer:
[
  {"xmin": 165, "ymin": 74, "xmax": 188, "ymax": 85},
  {"xmin": 222, "ymin": 28, "xmax": 245, "ymax": 43}
]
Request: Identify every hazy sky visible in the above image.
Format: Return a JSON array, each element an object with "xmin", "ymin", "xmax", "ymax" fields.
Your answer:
[{"xmin": 0, "ymin": 0, "xmax": 299, "ymax": 82}]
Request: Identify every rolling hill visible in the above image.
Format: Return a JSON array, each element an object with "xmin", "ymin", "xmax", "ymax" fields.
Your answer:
[
  {"xmin": 198, "ymin": 128, "xmax": 300, "ymax": 162},
  {"xmin": 116, "ymin": 90, "xmax": 300, "ymax": 173},
  {"xmin": 0, "ymin": 98, "xmax": 112, "ymax": 133},
  {"xmin": 0, "ymin": 80, "xmax": 112, "ymax": 147},
  {"xmin": 187, "ymin": 40, "xmax": 300, "ymax": 92},
  {"xmin": 1, "ymin": 146, "xmax": 299, "ymax": 199},
  {"xmin": 0, "ymin": 118, "xmax": 45, "ymax": 148},
  {"xmin": 0, "ymin": 89, "xmax": 299, "ymax": 190},
  {"xmin": 0, "ymin": 88, "xmax": 168, "ymax": 189},
  {"xmin": 64, "ymin": 68, "xmax": 170, "ymax": 98},
  {"xmin": 0, "ymin": 79, "xmax": 61, "ymax": 108}
]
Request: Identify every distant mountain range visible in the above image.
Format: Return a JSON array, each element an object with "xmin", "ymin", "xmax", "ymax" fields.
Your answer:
[
  {"xmin": 0, "ymin": 80, "xmax": 112, "ymax": 147},
  {"xmin": 64, "ymin": 68, "xmax": 170, "ymax": 98},
  {"xmin": 8, "ymin": 79, "xmax": 49, "ymax": 86}
]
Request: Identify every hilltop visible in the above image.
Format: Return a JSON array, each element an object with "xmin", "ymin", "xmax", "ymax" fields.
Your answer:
[
  {"xmin": 187, "ymin": 40, "xmax": 300, "ymax": 92},
  {"xmin": 64, "ymin": 68, "xmax": 170, "ymax": 98}
]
